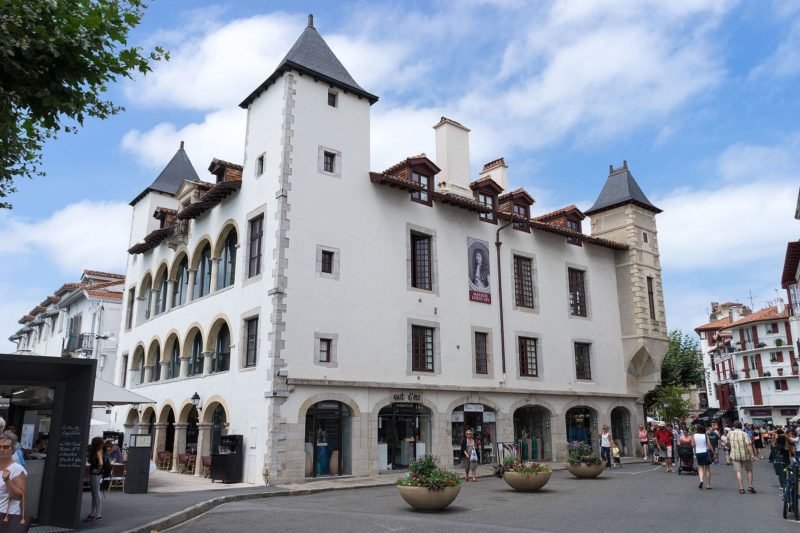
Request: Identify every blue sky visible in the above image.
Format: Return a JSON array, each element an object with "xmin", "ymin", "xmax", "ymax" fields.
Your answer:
[{"xmin": 3, "ymin": 0, "xmax": 799, "ymax": 350}]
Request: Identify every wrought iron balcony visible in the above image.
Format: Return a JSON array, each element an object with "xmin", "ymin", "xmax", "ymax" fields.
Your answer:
[{"xmin": 63, "ymin": 332, "xmax": 94, "ymax": 355}]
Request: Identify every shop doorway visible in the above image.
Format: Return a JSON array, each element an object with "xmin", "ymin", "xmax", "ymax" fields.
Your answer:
[
  {"xmin": 186, "ymin": 406, "xmax": 199, "ymax": 454},
  {"xmin": 164, "ymin": 410, "xmax": 175, "ymax": 453},
  {"xmin": 377, "ymin": 403, "xmax": 432, "ymax": 470},
  {"xmin": 451, "ymin": 404, "xmax": 496, "ymax": 466},
  {"xmin": 611, "ymin": 407, "xmax": 632, "ymax": 456},
  {"xmin": 565, "ymin": 407, "xmax": 597, "ymax": 449},
  {"xmin": 513, "ymin": 406, "xmax": 552, "ymax": 461},
  {"xmin": 209, "ymin": 404, "xmax": 227, "ymax": 453},
  {"xmin": 305, "ymin": 401, "xmax": 352, "ymax": 477}
]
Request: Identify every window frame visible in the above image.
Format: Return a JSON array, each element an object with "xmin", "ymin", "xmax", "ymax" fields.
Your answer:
[
  {"xmin": 512, "ymin": 203, "xmax": 529, "ymax": 231},
  {"xmin": 513, "ymin": 255, "xmax": 535, "ymax": 309},
  {"xmin": 410, "ymin": 232, "xmax": 432, "ymax": 291},
  {"xmin": 327, "ymin": 91, "xmax": 338, "ymax": 107},
  {"xmin": 313, "ymin": 332, "xmax": 338, "ymax": 368},
  {"xmin": 574, "ymin": 342, "xmax": 592, "ymax": 380},
  {"xmin": 411, "ymin": 325, "xmax": 435, "ymax": 372},
  {"xmin": 647, "ymin": 276, "xmax": 656, "ymax": 320},
  {"xmin": 320, "ymin": 250, "xmax": 334, "ymax": 274},
  {"xmin": 323, "ymin": 151, "xmax": 336, "ymax": 173},
  {"xmin": 319, "ymin": 338, "xmax": 332, "ymax": 363},
  {"xmin": 125, "ymin": 287, "xmax": 135, "ymax": 330},
  {"xmin": 478, "ymin": 192, "xmax": 497, "ymax": 223},
  {"xmin": 218, "ymin": 230, "xmax": 237, "ymax": 289},
  {"xmin": 248, "ymin": 215, "xmax": 264, "ymax": 278},
  {"xmin": 193, "ymin": 244, "xmax": 212, "ymax": 299},
  {"xmin": 189, "ymin": 335, "xmax": 204, "ymax": 376},
  {"xmin": 474, "ymin": 331, "xmax": 488, "ymax": 375},
  {"xmin": 518, "ymin": 336, "xmax": 539, "ymax": 377},
  {"xmin": 410, "ymin": 171, "xmax": 432, "ymax": 205},
  {"xmin": 244, "ymin": 316, "xmax": 259, "ymax": 368},
  {"xmin": 255, "ymin": 153, "xmax": 265, "ymax": 176},
  {"xmin": 568, "ymin": 267, "xmax": 588, "ymax": 318},
  {"xmin": 174, "ymin": 257, "xmax": 189, "ymax": 307},
  {"xmin": 212, "ymin": 324, "xmax": 230, "ymax": 373}
]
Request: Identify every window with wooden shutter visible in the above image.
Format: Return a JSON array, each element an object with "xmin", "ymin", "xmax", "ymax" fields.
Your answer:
[{"xmin": 568, "ymin": 268, "xmax": 587, "ymax": 317}]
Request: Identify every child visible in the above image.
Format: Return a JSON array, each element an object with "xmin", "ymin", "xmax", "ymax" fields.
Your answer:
[{"xmin": 612, "ymin": 445, "xmax": 622, "ymax": 468}]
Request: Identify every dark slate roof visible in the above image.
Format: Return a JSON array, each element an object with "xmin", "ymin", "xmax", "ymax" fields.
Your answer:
[
  {"xmin": 239, "ymin": 15, "xmax": 378, "ymax": 108},
  {"xmin": 130, "ymin": 142, "xmax": 201, "ymax": 206},
  {"xmin": 584, "ymin": 161, "xmax": 662, "ymax": 216}
]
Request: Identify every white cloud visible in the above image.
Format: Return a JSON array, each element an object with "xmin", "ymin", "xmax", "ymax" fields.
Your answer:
[
  {"xmin": 0, "ymin": 201, "xmax": 131, "ymax": 274},
  {"xmin": 121, "ymin": 108, "xmax": 246, "ymax": 170},
  {"xmin": 717, "ymin": 136, "xmax": 800, "ymax": 181},
  {"xmin": 0, "ymin": 283, "xmax": 51, "ymax": 353},
  {"xmin": 749, "ymin": 18, "xmax": 800, "ymax": 80}
]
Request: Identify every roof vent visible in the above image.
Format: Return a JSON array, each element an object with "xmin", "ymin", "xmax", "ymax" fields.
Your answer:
[{"xmin": 308, "ymin": 14, "xmax": 314, "ymax": 28}]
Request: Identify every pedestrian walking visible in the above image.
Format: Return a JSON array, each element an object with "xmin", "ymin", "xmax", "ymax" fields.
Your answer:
[
  {"xmin": 708, "ymin": 426, "xmax": 721, "ymax": 464},
  {"xmin": 638, "ymin": 425, "xmax": 649, "ymax": 462},
  {"xmin": 772, "ymin": 428, "xmax": 790, "ymax": 490},
  {"xmin": 729, "ymin": 421, "xmax": 756, "ymax": 494},
  {"xmin": 600, "ymin": 425, "xmax": 614, "ymax": 468},
  {"xmin": 721, "ymin": 428, "xmax": 731, "ymax": 465},
  {"xmin": 460, "ymin": 429, "xmax": 478, "ymax": 482},
  {"xmin": 656, "ymin": 424, "xmax": 674, "ymax": 473},
  {"xmin": 692, "ymin": 424, "xmax": 713, "ymax": 490},
  {"xmin": 752, "ymin": 425, "xmax": 764, "ymax": 459}
]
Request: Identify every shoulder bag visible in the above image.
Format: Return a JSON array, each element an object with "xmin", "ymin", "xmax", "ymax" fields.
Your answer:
[{"xmin": 0, "ymin": 491, "xmax": 29, "ymax": 533}]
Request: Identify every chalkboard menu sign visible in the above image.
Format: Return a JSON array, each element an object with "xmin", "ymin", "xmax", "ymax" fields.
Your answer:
[{"xmin": 56, "ymin": 424, "xmax": 84, "ymax": 469}]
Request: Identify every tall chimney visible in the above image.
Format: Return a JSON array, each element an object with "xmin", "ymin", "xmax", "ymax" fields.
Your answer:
[
  {"xmin": 479, "ymin": 158, "xmax": 508, "ymax": 191},
  {"xmin": 777, "ymin": 298, "xmax": 785, "ymax": 314},
  {"xmin": 433, "ymin": 117, "xmax": 471, "ymax": 197}
]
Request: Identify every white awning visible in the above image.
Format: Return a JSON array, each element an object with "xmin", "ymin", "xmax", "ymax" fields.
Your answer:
[{"xmin": 92, "ymin": 378, "xmax": 154, "ymax": 406}]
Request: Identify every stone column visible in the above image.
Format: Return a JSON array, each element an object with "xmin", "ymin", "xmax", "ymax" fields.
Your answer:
[
  {"xmin": 179, "ymin": 356, "xmax": 189, "ymax": 378},
  {"xmin": 153, "ymin": 423, "xmax": 168, "ymax": 462},
  {"xmin": 210, "ymin": 258, "xmax": 220, "ymax": 293},
  {"xmin": 128, "ymin": 368, "xmax": 139, "ymax": 387},
  {"xmin": 194, "ymin": 423, "xmax": 213, "ymax": 476},
  {"xmin": 165, "ymin": 280, "xmax": 176, "ymax": 311},
  {"xmin": 150, "ymin": 288, "xmax": 160, "ymax": 317},
  {"xmin": 143, "ymin": 365, "xmax": 153, "ymax": 384},
  {"xmin": 171, "ymin": 423, "xmax": 188, "ymax": 472},
  {"xmin": 552, "ymin": 412, "xmax": 568, "ymax": 462},
  {"xmin": 160, "ymin": 361, "xmax": 171, "ymax": 380},
  {"xmin": 203, "ymin": 351, "xmax": 214, "ymax": 376},
  {"xmin": 135, "ymin": 296, "xmax": 146, "ymax": 324},
  {"xmin": 187, "ymin": 269, "xmax": 197, "ymax": 303}
]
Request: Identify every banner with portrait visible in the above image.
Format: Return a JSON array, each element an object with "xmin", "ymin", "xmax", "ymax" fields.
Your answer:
[{"xmin": 467, "ymin": 237, "xmax": 491, "ymax": 304}]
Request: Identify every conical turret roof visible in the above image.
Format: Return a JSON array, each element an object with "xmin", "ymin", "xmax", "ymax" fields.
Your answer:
[
  {"xmin": 130, "ymin": 142, "xmax": 200, "ymax": 206},
  {"xmin": 240, "ymin": 15, "xmax": 378, "ymax": 108},
  {"xmin": 585, "ymin": 161, "xmax": 661, "ymax": 216}
]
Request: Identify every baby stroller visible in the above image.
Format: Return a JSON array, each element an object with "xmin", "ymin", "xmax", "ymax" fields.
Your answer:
[{"xmin": 676, "ymin": 444, "xmax": 697, "ymax": 475}]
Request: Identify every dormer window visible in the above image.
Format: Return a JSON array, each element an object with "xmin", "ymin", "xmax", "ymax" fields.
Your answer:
[
  {"xmin": 566, "ymin": 218, "xmax": 581, "ymax": 233},
  {"xmin": 478, "ymin": 192, "xmax": 497, "ymax": 223},
  {"xmin": 411, "ymin": 172, "xmax": 431, "ymax": 204},
  {"xmin": 512, "ymin": 203, "xmax": 529, "ymax": 231}
]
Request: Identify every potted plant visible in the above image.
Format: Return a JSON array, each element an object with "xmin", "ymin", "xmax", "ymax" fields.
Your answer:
[
  {"xmin": 498, "ymin": 455, "xmax": 552, "ymax": 491},
  {"xmin": 778, "ymin": 367, "xmax": 784, "ymax": 376},
  {"xmin": 566, "ymin": 442, "xmax": 605, "ymax": 479},
  {"xmin": 776, "ymin": 338, "xmax": 784, "ymax": 347},
  {"xmin": 396, "ymin": 455, "xmax": 461, "ymax": 511}
]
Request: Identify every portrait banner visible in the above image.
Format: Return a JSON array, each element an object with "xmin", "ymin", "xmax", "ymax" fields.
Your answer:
[{"xmin": 467, "ymin": 237, "xmax": 491, "ymax": 304}]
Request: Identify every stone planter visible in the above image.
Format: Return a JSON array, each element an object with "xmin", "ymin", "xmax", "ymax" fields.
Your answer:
[
  {"xmin": 566, "ymin": 463, "xmax": 605, "ymax": 479},
  {"xmin": 396, "ymin": 485, "xmax": 461, "ymax": 511},
  {"xmin": 502, "ymin": 470, "xmax": 551, "ymax": 491}
]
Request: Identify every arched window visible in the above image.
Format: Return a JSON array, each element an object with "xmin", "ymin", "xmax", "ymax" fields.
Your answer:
[
  {"xmin": 217, "ymin": 231, "xmax": 237, "ymax": 289},
  {"xmin": 193, "ymin": 244, "xmax": 212, "ymax": 299},
  {"xmin": 189, "ymin": 334, "xmax": 203, "ymax": 376},
  {"xmin": 174, "ymin": 257, "xmax": 189, "ymax": 307},
  {"xmin": 212, "ymin": 324, "xmax": 230, "ymax": 373},
  {"xmin": 169, "ymin": 342, "xmax": 180, "ymax": 379},
  {"xmin": 155, "ymin": 273, "xmax": 168, "ymax": 315},
  {"xmin": 152, "ymin": 346, "xmax": 161, "ymax": 381},
  {"xmin": 139, "ymin": 354, "xmax": 146, "ymax": 384}
]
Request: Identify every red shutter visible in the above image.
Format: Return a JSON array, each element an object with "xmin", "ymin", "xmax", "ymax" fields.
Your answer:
[
  {"xmin": 791, "ymin": 351, "xmax": 797, "ymax": 375},
  {"xmin": 782, "ymin": 380, "xmax": 789, "ymax": 391},
  {"xmin": 787, "ymin": 321, "xmax": 794, "ymax": 346},
  {"xmin": 752, "ymin": 382, "xmax": 763, "ymax": 405},
  {"xmin": 776, "ymin": 351, "xmax": 784, "ymax": 363},
  {"xmin": 752, "ymin": 326, "xmax": 759, "ymax": 346},
  {"xmin": 743, "ymin": 357, "xmax": 750, "ymax": 378},
  {"xmin": 755, "ymin": 354, "xmax": 763, "ymax": 377},
  {"xmin": 739, "ymin": 329, "xmax": 746, "ymax": 346}
]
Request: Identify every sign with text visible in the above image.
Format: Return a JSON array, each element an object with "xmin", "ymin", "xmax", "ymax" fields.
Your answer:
[
  {"xmin": 56, "ymin": 424, "xmax": 84, "ymax": 469},
  {"xmin": 467, "ymin": 237, "xmax": 491, "ymax": 304},
  {"xmin": 748, "ymin": 409, "xmax": 772, "ymax": 417},
  {"xmin": 463, "ymin": 403, "xmax": 485, "ymax": 413},
  {"xmin": 392, "ymin": 391, "xmax": 423, "ymax": 403}
]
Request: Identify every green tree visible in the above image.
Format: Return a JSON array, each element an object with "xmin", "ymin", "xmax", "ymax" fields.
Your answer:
[
  {"xmin": 661, "ymin": 329, "xmax": 704, "ymax": 387},
  {"xmin": 650, "ymin": 385, "xmax": 692, "ymax": 422},
  {"xmin": 0, "ymin": 0, "xmax": 167, "ymax": 208}
]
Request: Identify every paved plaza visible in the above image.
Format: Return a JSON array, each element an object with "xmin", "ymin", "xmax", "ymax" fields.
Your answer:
[{"xmin": 165, "ymin": 459, "xmax": 796, "ymax": 533}]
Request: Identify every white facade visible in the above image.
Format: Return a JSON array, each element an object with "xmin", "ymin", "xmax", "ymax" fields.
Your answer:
[{"xmin": 115, "ymin": 20, "xmax": 668, "ymax": 483}]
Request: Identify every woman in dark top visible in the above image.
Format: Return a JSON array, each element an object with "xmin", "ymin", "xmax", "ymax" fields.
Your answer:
[
  {"xmin": 772, "ymin": 428, "xmax": 790, "ymax": 489},
  {"xmin": 86, "ymin": 437, "xmax": 104, "ymax": 522}
]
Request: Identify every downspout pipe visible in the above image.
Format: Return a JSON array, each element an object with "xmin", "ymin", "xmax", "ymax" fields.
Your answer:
[{"xmin": 495, "ymin": 221, "xmax": 513, "ymax": 378}]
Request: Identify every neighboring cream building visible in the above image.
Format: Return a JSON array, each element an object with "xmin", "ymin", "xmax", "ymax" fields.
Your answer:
[
  {"xmin": 115, "ymin": 17, "xmax": 668, "ymax": 484},
  {"xmin": 7, "ymin": 270, "xmax": 125, "ymax": 431}
]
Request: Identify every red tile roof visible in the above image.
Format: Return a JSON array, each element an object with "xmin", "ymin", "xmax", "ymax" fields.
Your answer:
[
  {"xmin": 83, "ymin": 270, "xmax": 125, "ymax": 280},
  {"xmin": 728, "ymin": 306, "xmax": 790, "ymax": 329},
  {"xmin": 695, "ymin": 316, "xmax": 732, "ymax": 333},
  {"xmin": 534, "ymin": 204, "xmax": 586, "ymax": 222},
  {"xmin": 86, "ymin": 290, "xmax": 123, "ymax": 300}
]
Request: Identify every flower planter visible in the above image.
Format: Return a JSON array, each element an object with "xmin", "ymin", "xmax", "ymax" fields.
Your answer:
[
  {"xmin": 566, "ymin": 463, "xmax": 605, "ymax": 479},
  {"xmin": 502, "ymin": 470, "xmax": 552, "ymax": 491},
  {"xmin": 396, "ymin": 485, "xmax": 461, "ymax": 511}
]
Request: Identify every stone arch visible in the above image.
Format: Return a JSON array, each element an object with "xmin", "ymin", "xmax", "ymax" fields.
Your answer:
[
  {"xmin": 138, "ymin": 270, "xmax": 154, "ymax": 293},
  {"xmin": 511, "ymin": 402, "xmax": 554, "ymax": 461},
  {"xmin": 213, "ymin": 220, "xmax": 240, "ymax": 258},
  {"xmin": 153, "ymin": 261, "xmax": 169, "ymax": 286},
  {"xmin": 205, "ymin": 314, "xmax": 234, "ymax": 352},
  {"xmin": 124, "ymin": 408, "xmax": 139, "ymax": 426},
  {"xmin": 177, "ymin": 398, "xmax": 200, "ymax": 424},
  {"xmin": 182, "ymin": 323, "xmax": 205, "ymax": 358},
  {"xmin": 444, "ymin": 395, "xmax": 501, "ymax": 419},
  {"xmin": 610, "ymin": 405, "xmax": 633, "ymax": 456},
  {"xmin": 169, "ymin": 250, "xmax": 190, "ymax": 280},
  {"xmin": 132, "ymin": 344, "xmax": 146, "ymax": 370},
  {"xmin": 162, "ymin": 330, "xmax": 181, "ymax": 363},
  {"xmin": 145, "ymin": 336, "xmax": 161, "ymax": 366},
  {"xmin": 564, "ymin": 404, "xmax": 600, "ymax": 447},
  {"xmin": 157, "ymin": 401, "xmax": 177, "ymax": 424},
  {"xmin": 140, "ymin": 405, "xmax": 157, "ymax": 425},
  {"xmin": 297, "ymin": 392, "xmax": 362, "ymax": 421},
  {"xmin": 508, "ymin": 397, "xmax": 559, "ymax": 419},
  {"xmin": 190, "ymin": 236, "xmax": 213, "ymax": 269},
  {"xmin": 370, "ymin": 395, "xmax": 439, "ymax": 418},
  {"xmin": 201, "ymin": 395, "xmax": 231, "ymax": 424}
]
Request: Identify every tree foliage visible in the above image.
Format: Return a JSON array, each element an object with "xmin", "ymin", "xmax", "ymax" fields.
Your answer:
[
  {"xmin": 649, "ymin": 385, "xmax": 692, "ymax": 422},
  {"xmin": 0, "ymin": 0, "xmax": 166, "ymax": 208},
  {"xmin": 661, "ymin": 329, "xmax": 704, "ymax": 387}
]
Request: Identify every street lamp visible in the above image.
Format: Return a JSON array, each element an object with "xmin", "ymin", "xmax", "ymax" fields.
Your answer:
[{"xmin": 191, "ymin": 392, "xmax": 201, "ymax": 411}]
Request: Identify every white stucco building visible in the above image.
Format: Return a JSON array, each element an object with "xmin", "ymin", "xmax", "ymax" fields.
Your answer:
[
  {"xmin": 7, "ymin": 270, "xmax": 125, "ymax": 430},
  {"xmin": 115, "ymin": 17, "xmax": 668, "ymax": 483}
]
